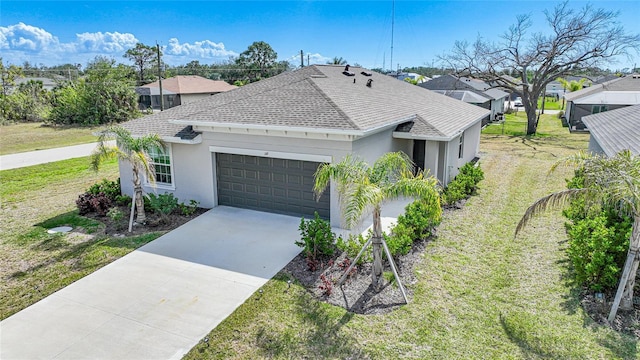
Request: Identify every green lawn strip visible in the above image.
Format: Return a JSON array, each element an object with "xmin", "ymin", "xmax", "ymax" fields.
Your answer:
[
  {"xmin": 184, "ymin": 120, "xmax": 637, "ymax": 359},
  {"xmin": 0, "ymin": 156, "xmax": 150, "ymax": 320},
  {"xmin": 0, "ymin": 122, "xmax": 104, "ymax": 155}
]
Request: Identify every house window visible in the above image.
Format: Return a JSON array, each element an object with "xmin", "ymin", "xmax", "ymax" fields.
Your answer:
[
  {"xmin": 591, "ymin": 105, "xmax": 608, "ymax": 114},
  {"xmin": 458, "ymin": 133, "xmax": 464, "ymax": 159},
  {"xmin": 148, "ymin": 145, "xmax": 173, "ymax": 186}
]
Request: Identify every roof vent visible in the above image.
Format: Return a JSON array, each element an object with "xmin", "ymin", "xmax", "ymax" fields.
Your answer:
[
  {"xmin": 353, "ymin": 78, "xmax": 356, "ymax": 84},
  {"xmin": 343, "ymin": 71, "xmax": 355, "ymax": 76},
  {"xmin": 366, "ymin": 79, "xmax": 373, "ymax": 88},
  {"xmin": 344, "ymin": 64, "xmax": 350, "ymax": 71},
  {"xmin": 360, "ymin": 71, "xmax": 372, "ymax": 76}
]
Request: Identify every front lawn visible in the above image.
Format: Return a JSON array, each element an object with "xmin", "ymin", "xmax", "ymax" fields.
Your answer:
[
  {"xmin": 0, "ymin": 156, "xmax": 161, "ymax": 319},
  {"xmin": 184, "ymin": 116, "xmax": 635, "ymax": 359},
  {"xmin": 0, "ymin": 122, "xmax": 104, "ymax": 155}
]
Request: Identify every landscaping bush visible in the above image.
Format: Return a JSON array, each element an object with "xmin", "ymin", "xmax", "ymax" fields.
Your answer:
[
  {"xmin": 442, "ymin": 162, "xmax": 484, "ymax": 205},
  {"xmin": 296, "ymin": 212, "xmax": 336, "ymax": 263},
  {"xmin": 336, "ymin": 232, "xmax": 372, "ymax": 265},
  {"xmin": 76, "ymin": 192, "xmax": 112, "ymax": 216},
  {"xmin": 384, "ymin": 223, "xmax": 414, "ymax": 257},
  {"xmin": 115, "ymin": 194, "xmax": 132, "ymax": 206},
  {"xmin": 147, "ymin": 193, "xmax": 179, "ymax": 223},
  {"xmin": 87, "ymin": 178, "xmax": 121, "ymax": 201},
  {"xmin": 396, "ymin": 195, "xmax": 442, "ymax": 240},
  {"xmin": 562, "ymin": 168, "xmax": 632, "ymax": 291},
  {"xmin": 179, "ymin": 200, "xmax": 200, "ymax": 216},
  {"xmin": 566, "ymin": 210, "xmax": 631, "ymax": 291}
]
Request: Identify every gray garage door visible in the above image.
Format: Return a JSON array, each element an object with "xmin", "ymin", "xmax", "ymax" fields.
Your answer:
[{"xmin": 216, "ymin": 153, "xmax": 330, "ymax": 219}]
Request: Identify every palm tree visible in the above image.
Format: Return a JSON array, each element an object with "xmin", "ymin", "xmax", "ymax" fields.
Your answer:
[
  {"xmin": 91, "ymin": 127, "xmax": 165, "ymax": 232},
  {"xmin": 327, "ymin": 57, "xmax": 347, "ymax": 65},
  {"xmin": 557, "ymin": 77, "xmax": 590, "ymax": 109},
  {"xmin": 314, "ymin": 152, "xmax": 440, "ymax": 290},
  {"xmin": 516, "ymin": 150, "xmax": 640, "ymax": 322}
]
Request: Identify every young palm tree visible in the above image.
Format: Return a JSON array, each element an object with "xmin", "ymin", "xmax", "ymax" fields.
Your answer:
[
  {"xmin": 91, "ymin": 127, "xmax": 165, "ymax": 231},
  {"xmin": 516, "ymin": 150, "xmax": 640, "ymax": 322},
  {"xmin": 556, "ymin": 77, "xmax": 590, "ymax": 109},
  {"xmin": 327, "ymin": 57, "xmax": 347, "ymax": 65},
  {"xmin": 314, "ymin": 152, "xmax": 440, "ymax": 290}
]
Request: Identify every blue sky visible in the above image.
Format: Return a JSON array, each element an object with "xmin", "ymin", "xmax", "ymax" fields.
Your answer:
[{"xmin": 1, "ymin": 1, "xmax": 639, "ymax": 70}]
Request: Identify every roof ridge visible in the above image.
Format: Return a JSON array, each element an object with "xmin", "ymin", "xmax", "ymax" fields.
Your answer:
[{"xmin": 305, "ymin": 77, "xmax": 361, "ymax": 130}]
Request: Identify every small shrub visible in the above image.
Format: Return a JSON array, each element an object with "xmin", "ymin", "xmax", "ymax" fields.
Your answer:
[
  {"xmin": 179, "ymin": 200, "xmax": 200, "ymax": 216},
  {"xmin": 383, "ymin": 271, "xmax": 398, "ymax": 288},
  {"xmin": 87, "ymin": 178, "xmax": 121, "ymax": 201},
  {"xmin": 296, "ymin": 212, "xmax": 335, "ymax": 262},
  {"xmin": 115, "ymin": 194, "xmax": 132, "ymax": 206},
  {"xmin": 566, "ymin": 210, "xmax": 631, "ymax": 291},
  {"xmin": 557, "ymin": 110, "xmax": 565, "ymax": 119},
  {"xmin": 76, "ymin": 193, "xmax": 112, "ymax": 216},
  {"xmin": 336, "ymin": 232, "xmax": 372, "ymax": 265},
  {"xmin": 442, "ymin": 162, "xmax": 484, "ymax": 205},
  {"xmin": 319, "ymin": 274, "xmax": 333, "ymax": 296},
  {"xmin": 384, "ymin": 224, "xmax": 414, "ymax": 257},
  {"xmin": 397, "ymin": 195, "xmax": 442, "ymax": 240},
  {"xmin": 107, "ymin": 207, "xmax": 125, "ymax": 230},
  {"xmin": 147, "ymin": 193, "xmax": 179, "ymax": 223}
]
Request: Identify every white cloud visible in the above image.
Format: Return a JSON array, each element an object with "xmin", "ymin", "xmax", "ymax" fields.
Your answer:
[
  {"xmin": 75, "ymin": 31, "xmax": 138, "ymax": 53},
  {"xmin": 0, "ymin": 23, "xmax": 244, "ymax": 67},
  {"xmin": 305, "ymin": 53, "xmax": 331, "ymax": 65},
  {"xmin": 164, "ymin": 38, "xmax": 238, "ymax": 59},
  {"xmin": 0, "ymin": 22, "xmax": 60, "ymax": 51}
]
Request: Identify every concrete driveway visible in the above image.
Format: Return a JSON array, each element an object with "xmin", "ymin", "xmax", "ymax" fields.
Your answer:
[{"xmin": 0, "ymin": 206, "xmax": 302, "ymax": 360}]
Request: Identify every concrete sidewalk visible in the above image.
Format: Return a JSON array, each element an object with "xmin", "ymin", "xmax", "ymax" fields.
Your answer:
[
  {"xmin": 0, "ymin": 141, "xmax": 114, "ymax": 170},
  {"xmin": 0, "ymin": 207, "xmax": 303, "ymax": 360}
]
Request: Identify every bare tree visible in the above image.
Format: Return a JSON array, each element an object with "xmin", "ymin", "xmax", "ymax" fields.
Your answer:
[{"xmin": 441, "ymin": 1, "xmax": 640, "ymax": 135}]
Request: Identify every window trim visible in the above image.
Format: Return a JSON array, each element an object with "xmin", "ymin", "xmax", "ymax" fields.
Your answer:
[
  {"xmin": 145, "ymin": 144, "xmax": 175, "ymax": 190},
  {"xmin": 458, "ymin": 133, "xmax": 464, "ymax": 159}
]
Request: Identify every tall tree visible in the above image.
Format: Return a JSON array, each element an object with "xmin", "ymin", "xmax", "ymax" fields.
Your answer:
[
  {"xmin": 49, "ymin": 56, "xmax": 139, "ymax": 125},
  {"xmin": 516, "ymin": 150, "xmax": 640, "ymax": 322},
  {"xmin": 235, "ymin": 41, "xmax": 277, "ymax": 81},
  {"xmin": 91, "ymin": 127, "xmax": 165, "ymax": 231},
  {"xmin": 123, "ymin": 43, "xmax": 157, "ymax": 85},
  {"xmin": 441, "ymin": 1, "xmax": 640, "ymax": 135},
  {"xmin": 314, "ymin": 152, "xmax": 440, "ymax": 290},
  {"xmin": 0, "ymin": 58, "xmax": 23, "ymax": 97}
]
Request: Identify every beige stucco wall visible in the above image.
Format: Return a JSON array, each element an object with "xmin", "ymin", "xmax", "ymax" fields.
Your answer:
[{"xmin": 120, "ymin": 123, "xmax": 479, "ymax": 227}]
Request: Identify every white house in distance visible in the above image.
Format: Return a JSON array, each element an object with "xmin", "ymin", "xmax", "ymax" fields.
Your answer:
[
  {"xmin": 136, "ymin": 75, "xmax": 237, "ymax": 110},
  {"xmin": 120, "ymin": 65, "xmax": 489, "ymax": 227},
  {"xmin": 563, "ymin": 74, "xmax": 640, "ymax": 131}
]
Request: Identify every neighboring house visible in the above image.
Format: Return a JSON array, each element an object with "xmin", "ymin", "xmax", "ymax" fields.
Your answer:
[
  {"xmin": 120, "ymin": 65, "xmax": 489, "ymax": 228},
  {"xmin": 419, "ymin": 75, "xmax": 508, "ymax": 124},
  {"xmin": 582, "ymin": 104, "xmax": 640, "ymax": 157},
  {"xmin": 136, "ymin": 75, "xmax": 237, "ymax": 110},
  {"xmin": 12, "ymin": 76, "xmax": 60, "ymax": 92},
  {"xmin": 394, "ymin": 72, "xmax": 430, "ymax": 83},
  {"xmin": 545, "ymin": 76, "xmax": 590, "ymax": 99},
  {"xmin": 564, "ymin": 73, "xmax": 640, "ymax": 131}
]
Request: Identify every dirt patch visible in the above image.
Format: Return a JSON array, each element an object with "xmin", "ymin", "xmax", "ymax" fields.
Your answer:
[{"xmin": 581, "ymin": 289, "xmax": 640, "ymax": 338}]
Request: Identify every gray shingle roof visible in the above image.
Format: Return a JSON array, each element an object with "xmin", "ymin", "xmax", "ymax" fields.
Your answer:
[
  {"xmin": 564, "ymin": 74, "xmax": 640, "ymax": 102},
  {"xmin": 582, "ymin": 104, "xmax": 640, "ymax": 157},
  {"xmin": 123, "ymin": 65, "xmax": 489, "ymax": 140},
  {"xmin": 420, "ymin": 74, "xmax": 508, "ymax": 100}
]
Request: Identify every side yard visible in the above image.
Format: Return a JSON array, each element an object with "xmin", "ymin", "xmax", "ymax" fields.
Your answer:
[
  {"xmin": 0, "ymin": 122, "xmax": 103, "ymax": 155},
  {"xmin": 0, "ymin": 157, "xmax": 160, "ymax": 319},
  {"xmin": 184, "ymin": 116, "xmax": 637, "ymax": 359}
]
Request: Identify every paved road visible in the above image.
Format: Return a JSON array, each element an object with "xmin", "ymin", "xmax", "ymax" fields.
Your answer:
[{"xmin": 0, "ymin": 141, "xmax": 114, "ymax": 170}]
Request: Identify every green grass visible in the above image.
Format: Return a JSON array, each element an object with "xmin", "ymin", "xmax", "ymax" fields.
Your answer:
[
  {"xmin": 0, "ymin": 122, "xmax": 104, "ymax": 155},
  {"xmin": 537, "ymin": 97, "xmax": 564, "ymax": 111},
  {"xmin": 184, "ymin": 116, "xmax": 636, "ymax": 359},
  {"xmin": 0, "ymin": 156, "xmax": 162, "ymax": 320}
]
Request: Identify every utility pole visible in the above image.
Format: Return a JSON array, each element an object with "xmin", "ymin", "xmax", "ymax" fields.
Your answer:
[
  {"xmin": 300, "ymin": 50, "xmax": 304, "ymax": 67},
  {"xmin": 156, "ymin": 42, "xmax": 164, "ymax": 111},
  {"xmin": 390, "ymin": 0, "xmax": 395, "ymax": 74}
]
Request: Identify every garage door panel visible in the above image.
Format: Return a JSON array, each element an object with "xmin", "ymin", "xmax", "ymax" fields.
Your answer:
[{"xmin": 217, "ymin": 153, "xmax": 330, "ymax": 219}]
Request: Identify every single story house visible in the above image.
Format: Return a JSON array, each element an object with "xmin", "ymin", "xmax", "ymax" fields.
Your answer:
[
  {"xmin": 136, "ymin": 75, "xmax": 237, "ymax": 110},
  {"xmin": 563, "ymin": 74, "xmax": 640, "ymax": 131},
  {"xmin": 582, "ymin": 104, "xmax": 640, "ymax": 157},
  {"xmin": 121, "ymin": 65, "xmax": 489, "ymax": 227},
  {"xmin": 419, "ymin": 75, "xmax": 508, "ymax": 124}
]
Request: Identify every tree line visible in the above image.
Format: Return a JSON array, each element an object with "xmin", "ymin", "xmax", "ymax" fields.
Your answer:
[{"xmin": 1, "ymin": 41, "xmax": 289, "ymax": 126}]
